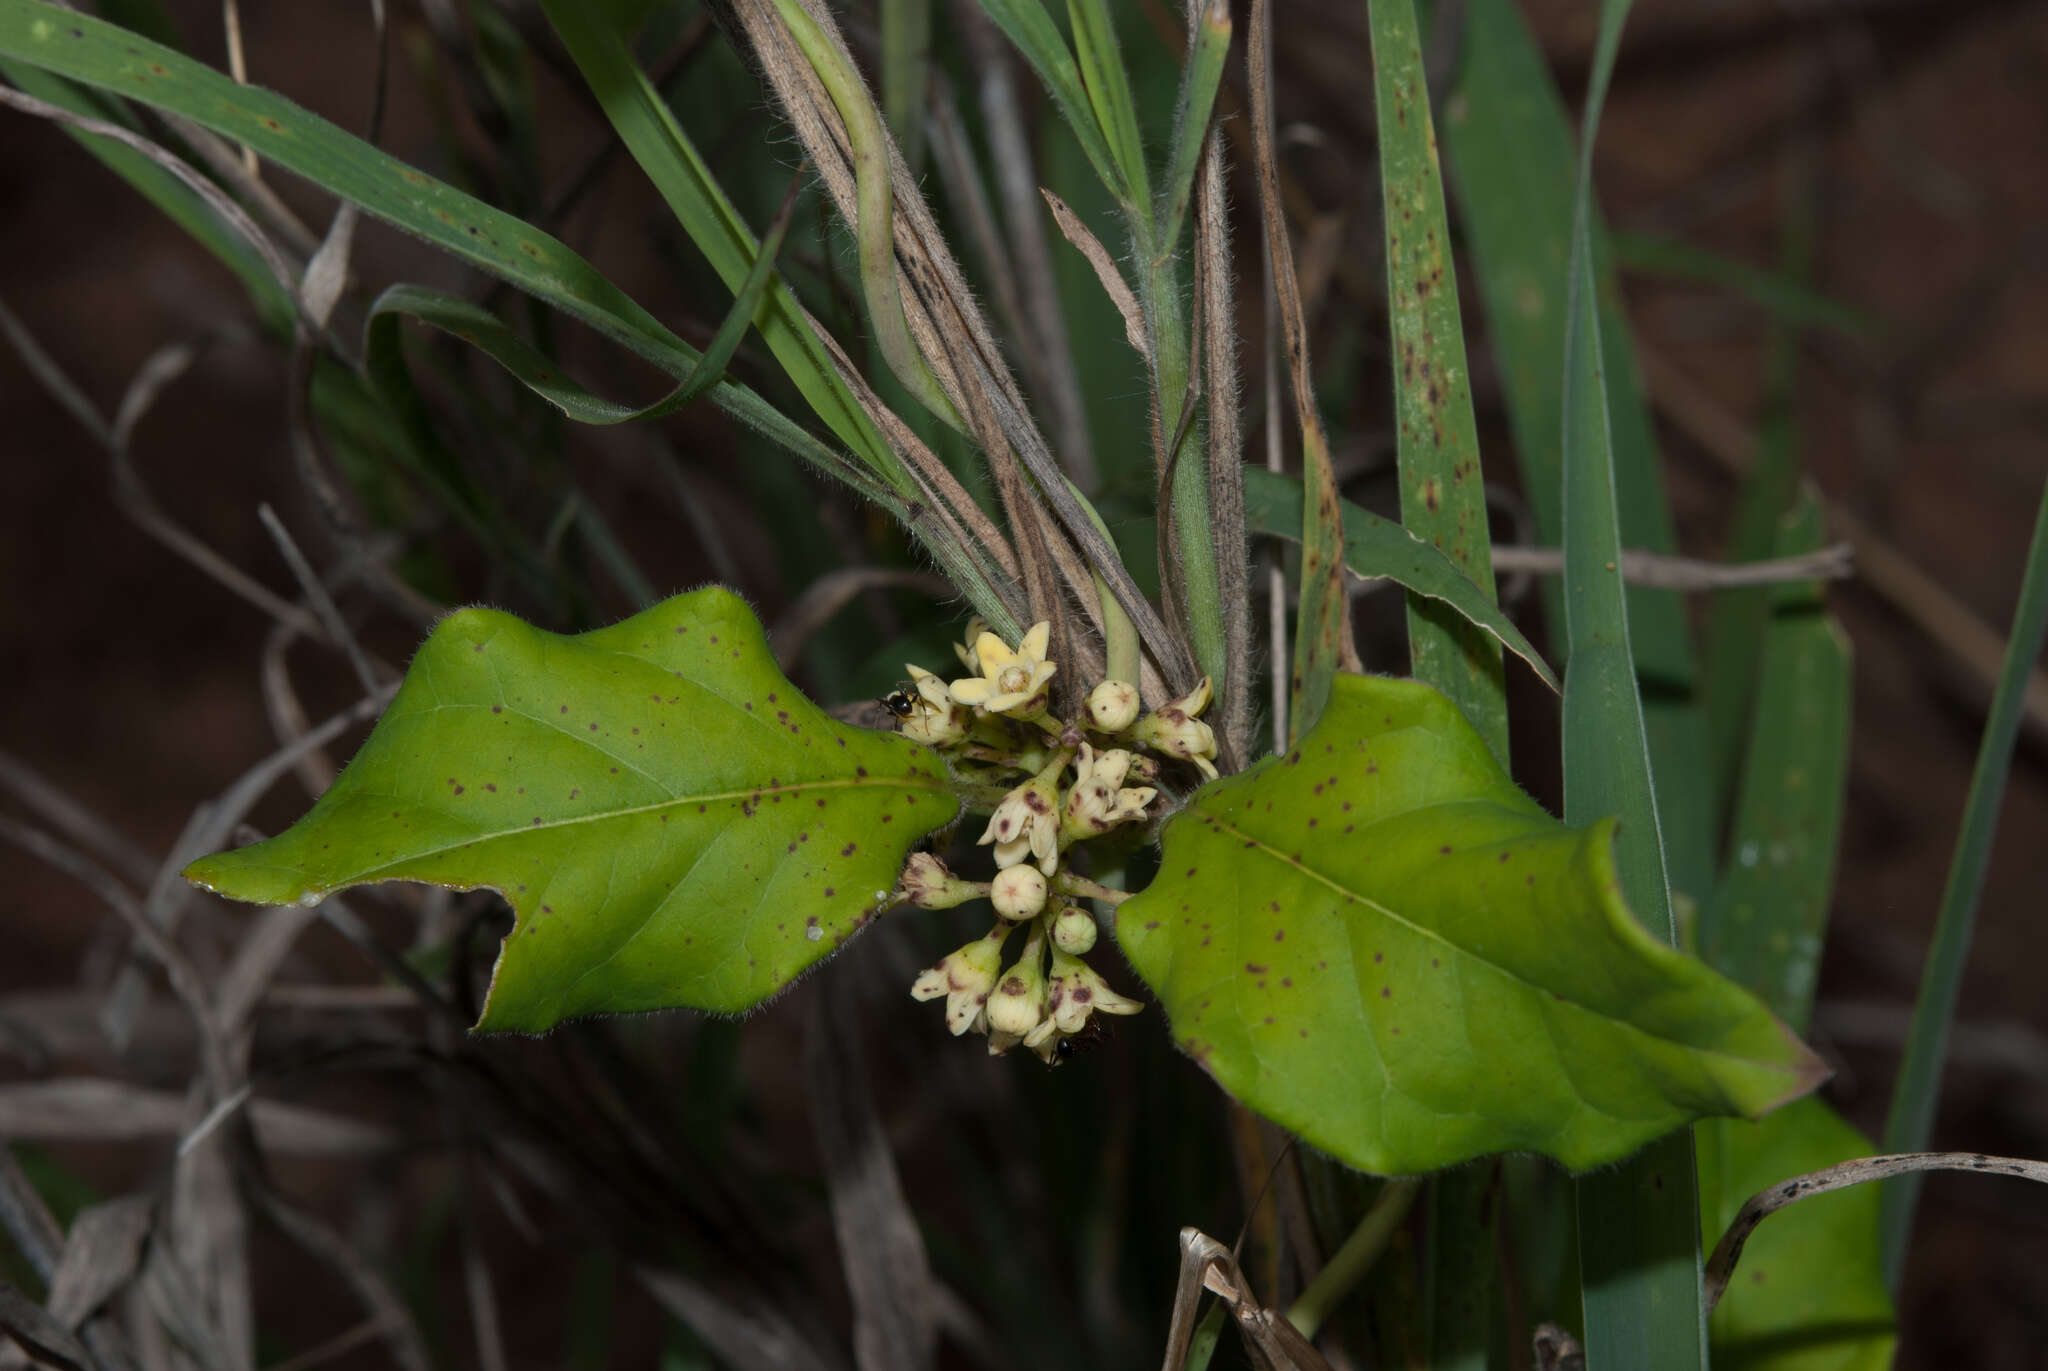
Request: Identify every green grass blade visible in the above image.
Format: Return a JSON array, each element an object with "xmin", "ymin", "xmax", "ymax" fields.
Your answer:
[
  {"xmin": 1557, "ymin": 4, "xmax": 1708, "ymax": 1367},
  {"xmin": 1065, "ymin": 0, "xmax": 1151, "ymax": 213},
  {"xmin": 1610, "ymin": 230, "xmax": 1880, "ymax": 340},
  {"xmin": 0, "ymin": 59, "xmax": 293, "ymax": 327},
  {"xmin": 1364, "ymin": 6, "xmax": 1509, "ymax": 1355},
  {"xmin": 1701, "ymin": 156, "xmax": 1815, "ymax": 812},
  {"xmin": 1441, "ymin": 0, "xmax": 1716, "ymax": 900},
  {"xmin": 1241, "ymin": 469, "xmax": 1555, "ymax": 691},
  {"xmin": 535, "ymin": 0, "xmax": 908, "ymax": 479},
  {"xmin": 1698, "ymin": 494, "xmax": 1852, "ymax": 1033},
  {"xmin": 879, "ymin": 0, "xmax": 931, "ymax": 175},
  {"xmin": 1370, "ymin": 0, "xmax": 1506, "ymax": 761},
  {"xmin": 1879, "ymin": 473, "xmax": 2048, "ymax": 1286},
  {"xmin": 1154, "ymin": 0, "xmax": 1228, "ymax": 252},
  {"xmin": 0, "ymin": 3, "xmax": 897, "ymax": 482},
  {"xmin": 969, "ymin": 0, "xmax": 1130, "ymax": 203}
]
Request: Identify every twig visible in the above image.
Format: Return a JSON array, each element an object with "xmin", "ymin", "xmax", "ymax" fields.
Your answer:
[
  {"xmin": 0, "ymin": 816, "xmax": 233, "ymax": 1100},
  {"xmin": 256, "ymin": 505, "xmax": 380, "ymax": 697},
  {"xmin": 0, "ymin": 750, "xmax": 157, "ymax": 890},
  {"xmin": 1704, "ymin": 1151, "xmax": 2048, "ymax": 1313},
  {"xmin": 1480, "ymin": 543, "xmax": 1855, "ymax": 590}
]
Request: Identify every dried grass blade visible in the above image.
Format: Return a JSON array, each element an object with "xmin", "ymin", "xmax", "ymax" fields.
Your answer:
[
  {"xmin": 1248, "ymin": 0, "xmax": 1350, "ymax": 744},
  {"xmin": 46, "ymin": 1197, "xmax": 154, "ymax": 1331},
  {"xmin": 0, "ymin": 1282, "xmax": 92, "ymax": 1371},
  {"xmin": 804, "ymin": 984, "xmax": 935, "ymax": 1371},
  {"xmin": 1194, "ymin": 127, "xmax": 1249, "ymax": 764},
  {"xmin": 1042, "ymin": 189, "xmax": 1150, "ymax": 363}
]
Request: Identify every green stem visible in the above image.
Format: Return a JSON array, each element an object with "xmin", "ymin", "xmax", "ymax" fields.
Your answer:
[
  {"xmin": 1051, "ymin": 872, "xmax": 1130, "ymax": 905},
  {"xmin": 1287, "ymin": 1178, "xmax": 1421, "ymax": 1340},
  {"xmin": 1139, "ymin": 236, "xmax": 1227, "ymax": 699}
]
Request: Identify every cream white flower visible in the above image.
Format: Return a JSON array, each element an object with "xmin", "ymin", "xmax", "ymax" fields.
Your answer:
[
  {"xmin": 898, "ymin": 663, "xmax": 970, "ymax": 746},
  {"xmin": 952, "ymin": 616, "xmax": 990, "ymax": 674},
  {"xmin": 1085, "ymin": 679, "xmax": 1141, "ymax": 733},
  {"xmin": 1061, "ymin": 743, "xmax": 1156, "ymax": 839},
  {"xmin": 909, "ymin": 929, "xmax": 1006, "ymax": 1036},
  {"xmin": 979, "ymin": 775, "xmax": 1061, "ymax": 874},
  {"xmin": 1023, "ymin": 948, "xmax": 1143, "ymax": 1056},
  {"xmin": 990, "ymin": 864, "xmax": 1048, "ymax": 922},
  {"xmin": 1133, "ymin": 676, "xmax": 1219, "ymax": 780},
  {"xmin": 949, "ymin": 621, "xmax": 1056, "ymax": 718}
]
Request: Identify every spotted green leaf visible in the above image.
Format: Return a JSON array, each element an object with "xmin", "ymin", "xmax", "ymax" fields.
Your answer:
[
  {"xmin": 1115, "ymin": 673, "xmax": 1825, "ymax": 1176},
  {"xmin": 1698, "ymin": 1100, "xmax": 1897, "ymax": 1371},
  {"xmin": 184, "ymin": 589, "xmax": 958, "ymax": 1029}
]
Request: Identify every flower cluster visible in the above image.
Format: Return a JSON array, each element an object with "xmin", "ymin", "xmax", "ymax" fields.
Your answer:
[{"xmin": 892, "ymin": 620, "xmax": 1222, "ymax": 1059}]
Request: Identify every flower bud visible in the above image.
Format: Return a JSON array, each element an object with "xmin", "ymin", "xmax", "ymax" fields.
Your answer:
[
  {"xmin": 990, "ymin": 864, "xmax": 1048, "ymax": 921},
  {"xmin": 978, "ymin": 775, "xmax": 1061, "ymax": 874},
  {"xmin": 1085, "ymin": 679, "xmax": 1141, "ymax": 733},
  {"xmin": 1133, "ymin": 676, "xmax": 1220, "ymax": 780},
  {"xmin": 1050, "ymin": 904, "xmax": 1098, "ymax": 955},
  {"xmin": 984, "ymin": 941, "xmax": 1049, "ymax": 1053},
  {"xmin": 895, "ymin": 852, "xmax": 978, "ymax": 909},
  {"xmin": 909, "ymin": 929, "xmax": 1006, "ymax": 1035}
]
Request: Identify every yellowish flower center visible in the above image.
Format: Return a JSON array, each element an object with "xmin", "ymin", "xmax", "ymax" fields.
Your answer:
[{"xmin": 997, "ymin": 664, "xmax": 1032, "ymax": 695}]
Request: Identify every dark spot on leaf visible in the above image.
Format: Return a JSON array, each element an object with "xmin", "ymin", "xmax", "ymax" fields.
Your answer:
[
  {"xmin": 1381, "ymin": 987, "xmax": 1391, "ymax": 998},
  {"xmin": 492, "ymin": 705, "xmax": 502, "ymax": 714},
  {"xmin": 824, "ymin": 887, "xmax": 835, "ymax": 897},
  {"xmin": 1245, "ymin": 962, "xmax": 1267, "ymax": 974},
  {"xmin": 1374, "ymin": 952, "xmax": 1384, "ymax": 963}
]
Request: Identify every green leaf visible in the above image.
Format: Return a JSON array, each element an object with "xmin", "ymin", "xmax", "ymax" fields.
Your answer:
[
  {"xmin": 1697, "ymin": 1101, "xmax": 1897, "ymax": 1371},
  {"xmin": 1241, "ymin": 467, "xmax": 1557, "ymax": 692},
  {"xmin": 184, "ymin": 588, "xmax": 959, "ymax": 1028},
  {"xmin": 1369, "ymin": 0, "xmax": 1506, "ymax": 758},
  {"xmin": 1115, "ymin": 674, "xmax": 1824, "ymax": 1177}
]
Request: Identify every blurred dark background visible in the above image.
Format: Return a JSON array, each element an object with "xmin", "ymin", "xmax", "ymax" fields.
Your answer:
[{"xmin": 3, "ymin": 0, "xmax": 2046, "ymax": 1366}]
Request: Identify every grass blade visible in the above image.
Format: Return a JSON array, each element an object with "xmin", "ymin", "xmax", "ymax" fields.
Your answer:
[
  {"xmin": 1365, "ymin": 5, "xmax": 1510, "ymax": 1356},
  {"xmin": 1554, "ymin": 4, "xmax": 1709, "ymax": 1367},
  {"xmin": 1610, "ymin": 230, "xmax": 1880, "ymax": 341},
  {"xmin": 1064, "ymin": 0, "xmax": 1151, "ymax": 212},
  {"xmin": 1698, "ymin": 494, "xmax": 1852, "ymax": 1033},
  {"xmin": 968, "ymin": 0, "xmax": 1129, "ymax": 204},
  {"xmin": 1879, "ymin": 473, "xmax": 2048, "ymax": 1286},
  {"xmin": 1369, "ymin": 0, "xmax": 1505, "ymax": 761},
  {"xmin": 1250, "ymin": 0, "xmax": 1348, "ymax": 742},
  {"xmin": 534, "ymin": 0, "xmax": 911, "ymax": 475},
  {"xmin": 879, "ymin": 0, "xmax": 931, "ymax": 175},
  {"xmin": 1440, "ymin": 0, "xmax": 1716, "ymax": 899},
  {"xmin": 0, "ymin": 58, "xmax": 293, "ymax": 326},
  {"xmin": 0, "ymin": 2, "xmax": 897, "ymax": 483},
  {"xmin": 1154, "ymin": 0, "xmax": 1228, "ymax": 253},
  {"xmin": 1241, "ymin": 468, "xmax": 1556, "ymax": 690}
]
